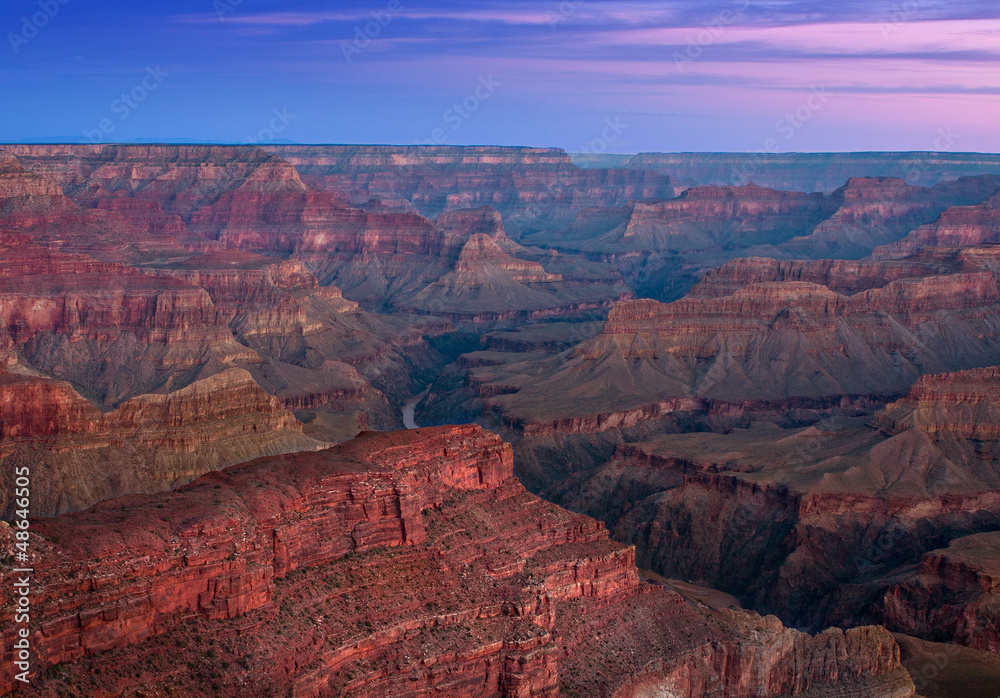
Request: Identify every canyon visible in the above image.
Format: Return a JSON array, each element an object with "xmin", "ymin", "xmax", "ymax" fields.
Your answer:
[
  {"xmin": 0, "ymin": 426, "xmax": 913, "ymax": 696},
  {"xmin": 4, "ymin": 143, "xmax": 1000, "ymax": 695},
  {"xmin": 618, "ymin": 152, "xmax": 1000, "ymax": 193}
]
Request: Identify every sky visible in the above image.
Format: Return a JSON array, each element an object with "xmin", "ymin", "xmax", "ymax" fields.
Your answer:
[{"xmin": 1, "ymin": 0, "xmax": 999, "ymax": 152}]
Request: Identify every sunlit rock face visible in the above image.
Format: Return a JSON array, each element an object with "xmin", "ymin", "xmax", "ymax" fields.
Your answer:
[{"xmin": 0, "ymin": 426, "xmax": 912, "ymax": 697}]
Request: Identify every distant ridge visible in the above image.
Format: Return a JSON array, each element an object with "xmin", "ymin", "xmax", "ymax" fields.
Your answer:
[{"xmin": 610, "ymin": 151, "xmax": 1000, "ymax": 192}]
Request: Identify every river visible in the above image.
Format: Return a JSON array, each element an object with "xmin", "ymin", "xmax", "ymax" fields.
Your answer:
[{"xmin": 402, "ymin": 385, "xmax": 432, "ymax": 429}]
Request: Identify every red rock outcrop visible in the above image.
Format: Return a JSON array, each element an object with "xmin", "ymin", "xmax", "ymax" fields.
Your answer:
[
  {"xmin": 5, "ymin": 146, "xmax": 637, "ymax": 315},
  {"xmin": 691, "ymin": 244, "xmax": 1000, "ymax": 299},
  {"xmin": 472, "ymin": 272, "xmax": 1000, "ymax": 433},
  {"xmin": 0, "ymin": 367, "xmax": 321, "ymax": 517},
  {"xmin": 879, "ymin": 533, "xmax": 1000, "ymax": 653},
  {"xmin": 874, "ymin": 192, "xmax": 1000, "ymax": 259},
  {"xmin": 518, "ymin": 182, "xmax": 833, "ymax": 302},
  {"xmin": 2, "ymin": 145, "xmax": 455, "ymax": 309},
  {"xmin": 689, "ymin": 256, "xmax": 944, "ymax": 298},
  {"xmin": 0, "ymin": 324, "xmax": 15, "ymax": 368},
  {"xmin": 394, "ymin": 233, "xmax": 628, "ymax": 321},
  {"xmin": 872, "ymin": 366, "xmax": 1000, "ymax": 440},
  {"xmin": 0, "ymin": 237, "xmax": 257, "ymax": 405},
  {"xmin": 138, "ymin": 250, "xmax": 330, "ymax": 340},
  {"xmin": 602, "ymin": 619, "xmax": 912, "ymax": 698},
  {"xmin": 513, "ymin": 416, "xmax": 1000, "ymax": 656},
  {"xmin": 0, "ymin": 232, "xmax": 423, "ymax": 441},
  {"xmin": 267, "ymin": 145, "xmax": 684, "ymax": 230},
  {"xmin": 365, "ymin": 206, "xmax": 633, "ymax": 321},
  {"xmin": 0, "ymin": 151, "xmax": 182, "ymax": 263},
  {"xmin": 519, "ymin": 176, "xmax": 1000, "ymax": 301},
  {"xmin": 194, "ymin": 187, "xmax": 462, "ymax": 308},
  {"xmin": 4, "ymin": 144, "xmax": 318, "ymax": 227},
  {"xmin": 0, "ymin": 426, "xmax": 911, "ymax": 696},
  {"xmin": 435, "ymin": 205, "xmax": 509, "ymax": 240},
  {"xmin": 452, "ymin": 234, "xmax": 562, "ymax": 284},
  {"xmin": 133, "ymin": 247, "xmax": 440, "ymax": 436},
  {"xmin": 527, "ymin": 183, "xmax": 830, "ymax": 256},
  {"xmin": 780, "ymin": 178, "xmax": 950, "ymax": 258}
]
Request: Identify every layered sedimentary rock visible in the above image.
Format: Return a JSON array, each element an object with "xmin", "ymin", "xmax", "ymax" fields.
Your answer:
[
  {"xmin": 521, "ymin": 183, "xmax": 833, "ymax": 299},
  {"xmin": 4, "ymin": 146, "xmax": 636, "ymax": 316},
  {"xmin": 135, "ymin": 247, "xmax": 442, "ymax": 434},
  {"xmin": 520, "ymin": 176, "xmax": 1000, "ymax": 300},
  {"xmin": 691, "ymin": 244, "xmax": 1000, "ymax": 299},
  {"xmin": 875, "ymin": 191, "xmax": 1000, "ymax": 259},
  {"xmin": 0, "ymin": 426, "xmax": 912, "ymax": 697},
  {"xmin": 510, "ymin": 355, "xmax": 1000, "ymax": 655},
  {"xmin": 4, "ymin": 144, "xmax": 323, "ymax": 226},
  {"xmin": 192, "ymin": 180, "xmax": 501, "ymax": 312},
  {"xmin": 880, "ymin": 533, "xmax": 1000, "ymax": 653},
  {"xmin": 471, "ymin": 272, "xmax": 1000, "ymax": 434},
  {"xmin": 779, "ymin": 178, "xmax": 951, "ymax": 258},
  {"xmin": 268, "ymin": 144, "xmax": 684, "ymax": 231},
  {"xmin": 0, "ymin": 151, "xmax": 182, "ymax": 262},
  {"xmin": 689, "ymin": 257, "xmax": 943, "ymax": 298},
  {"xmin": 2, "ymin": 145, "xmax": 450, "ymax": 309},
  {"xmin": 515, "ymin": 419, "xmax": 1000, "ymax": 649},
  {"xmin": 872, "ymin": 366, "xmax": 1000, "ymax": 440},
  {"xmin": 0, "ymin": 324, "xmax": 15, "ymax": 368},
  {"xmin": 619, "ymin": 151, "xmax": 1000, "ymax": 192},
  {"xmin": 0, "ymin": 228, "xmax": 423, "ymax": 436},
  {"xmin": 0, "ymin": 237, "xmax": 257, "ymax": 405},
  {"xmin": 4, "ymin": 144, "xmax": 1000, "ymax": 694},
  {"xmin": 138, "ymin": 250, "xmax": 334, "ymax": 340},
  {"xmin": 435, "ymin": 205, "xmax": 509, "ymax": 240},
  {"xmin": 395, "ymin": 232, "xmax": 629, "ymax": 321},
  {"xmin": 0, "ymin": 367, "xmax": 320, "ymax": 517},
  {"xmin": 894, "ymin": 633, "xmax": 1000, "ymax": 697},
  {"xmin": 530, "ymin": 184, "xmax": 830, "ymax": 255}
]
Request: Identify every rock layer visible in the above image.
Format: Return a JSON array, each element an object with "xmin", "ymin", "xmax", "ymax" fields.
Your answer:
[
  {"xmin": 268, "ymin": 144, "xmax": 683, "ymax": 230},
  {"xmin": 0, "ymin": 426, "xmax": 911, "ymax": 697},
  {"xmin": 873, "ymin": 365, "xmax": 1000, "ymax": 440},
  {"xmin": 473, "ymin": 271, "xmax": 1000, "ymax": 433},
  {"xmin": 621, "ymin": 152, "xmax": 1000, "ymax": 192},
  {"xmin": 0, "ymin": 367, "xmax": 320, "ymax": 517},
  {"xmin": 0, "ymin": 237, "xmax": 256, "ymax": 405},
  {"xmin": 875, "ymin": 192, "xmax": 1000, "ymax": 259}
]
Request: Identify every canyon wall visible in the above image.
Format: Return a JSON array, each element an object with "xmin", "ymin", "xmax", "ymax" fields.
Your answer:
[
  {"xmin": 0, "ymin": 367, "xmax": 321, "ymax": 517},
  {"xmin": 512, "ymin": 362, "xmax": 1000, "ymax": 653},
  {"xmin": 620, "ymin": 152, "xmax": 1000, "ymax": 192},
  {"xmin": 0, "ymin": 426, "xmax": 912, "ymax": 697}
]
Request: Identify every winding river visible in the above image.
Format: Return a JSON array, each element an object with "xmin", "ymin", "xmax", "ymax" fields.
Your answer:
[{"xmin": 402, "ymin": 385, "xmax": 432, "ymax": 429}]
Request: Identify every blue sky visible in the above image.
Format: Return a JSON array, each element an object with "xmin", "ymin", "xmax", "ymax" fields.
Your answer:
[{"xmin": 2, "ymin": 0, "xmax": 999, "ymax": 152}]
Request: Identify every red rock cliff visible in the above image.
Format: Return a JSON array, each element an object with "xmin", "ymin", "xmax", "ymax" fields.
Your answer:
[
  {"xmin": 0, "ymin": 426, "xmax": 911, "ymax": 697},
  {"xmin": 0, "ymin": 367, "xmax": 320, "ymax": 517}
]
